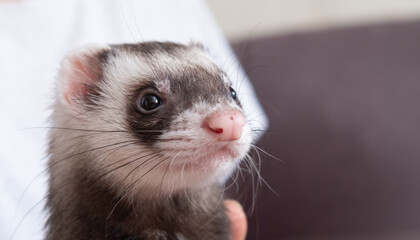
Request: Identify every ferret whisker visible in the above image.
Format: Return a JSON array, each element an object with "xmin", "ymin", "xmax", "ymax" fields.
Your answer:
[
  {"xmin": 92, "ymin": 152, "xmax": 159, "ymax": 186},
  {"xmin": 250, "ymin": 152, "xmax": 262, "ymax": 196},
  {"xmin": 59, "ymin": 108, "xmax": 99, "ymax": 125},
  {"xmin": 117, "ymin": 154, "xmax": 162, "ymax": 186},
  {"xmin": 200, "ymin": 186, "xmax": 226, "ymax": 229},
  {"xmin": 250, "ymin": 132, "xmax": 264, "ymax": 137},
  {"xmin": 178, "ymin": 156, "xmax": 196, "ymax": 196},
  {"xmin": 211, "ymin": 187, "xmax": 227, "ymax": 225},
  {"xmin": 161, "ymin": 152, "xmax": 180, "ymax": 196},
  {"xmin": 224, "ymin": 169, "xmax": 240, "ymax": 193},
  {"xmin": 184, "ymin": 189, "xmax": 200, "ymax": 210},
  {"xmin": 167, "ymin": 153, "xmax": 181, "ymax": 197},
  {"xmin": 237, "ymin": 165, "xmax": 250, "ymax": 173},
  {"xmin": 220, "ymin": 48, "xmax": 241, "ymax": 77},
  {"xmin": 19, "ymin": 155, "xmax": 162, "ymax": 240},
  {"xmin": 131, "ymin": 156, "xmax": 170, "ymax": 194},
  {"xmin": 251, "ymin": 147, "xmax": 262, "ymax": 178},
  {"xmin": 94, "ymin": 142, "xmax": 142, "ymax": 167},
  {"xmin": 248, "ymin": 146, "xmax": 279, "ymax": 196},
  {"xmin": 107, "ymin": 195, "xmax": 126, "ymax": 221},
  {"xmin": 155, "ymin": 138, "xmax": 193, "ymax": 142},
  {"xmin": 246, "ymin": 115, "xmax": 266, "ymax": 130},
  {"xmin": 246, "ymin": 112, "xmax": 267, "ymax": 121},
  {"xmin": 130, "ymin": 193, "xmax": 138, "ymax": 218},
  {"xmin": 121, "ymin": 4, "xmax": 138, "ymax": 42},
  {"xmin": 50, "ymin": 132, "xmax": 107, "ymax": 145},
  {"xmin": 49, "ymin": 140, "xmax": 140, "ymax": 170},
  {"xmin": 249, "ymin": 131, "xmax": 265, "ymax": 139},
  {"xmin": 244, "ymin": 154, "xmax": 259, "ymax": 214},
  {"xmin": 127, "ymin": 154, "xmax": 161, "ymax": 191},
  {"xmin": 16, "ymin": 140, "xmax": 138, "ymax": 215},
  {"xmin": 242, "ymin": 64, "xmax": 268, "ymax": 81},
  {"xmin": 238, "ymin": 162, "xmax": 247, "ymax": 181},
  {"xmin": 107, "ymin": 156, "xmax": 169, "ymax": 222},
  {"xmin": 246, "ymin": 116, "xmax": 265, "ymax": 127},
  {"xmin": 81, "ymin": 141, "xmax": 139, "ymax": 168},
  {"xmin": 15, "ymin": 154, "xmax": 49, "ymax": 214},
  {"xmin": 232, "ymin": 48, "xmax": 246, "ymax": 96},
  {"xmin": 9, "ymin": 193, "xmax": 46, "ymax": 240},
  {"xmin": 242, "ymin": 155, "xmax": 257, "ymax": 213},
  {"xmin": 97, "ymin": 150, "xmax": 156, "ymax": 172},
  {"xmin": 12, "ymin": 172, "xmax": 80, "ymax": 240},
  {"xmin": 32, "ymin": 141, "xmax": 144, "ymax": 204},
  {"xmin": 32, "ymin": 126, "xmax": 164, "ymax": 134},
  {"xmin": 130, "ymin": 0, "xmax": 144, "ymax": 42},
  {"xmin": 247, "ymin": 150, "xmax": 263, "ymax": 189},
  {"xmin": 160, "ymin": 162, "xmax": 171, "ymax": 197},
  {"xmin": 251, "ymin": 144, "xmax": 283, "ymax": 163},
  {"xmin": 231, "ymin": 169, "xmax": 240, "ymax": 193},
  {"xmin": 235, "ymin": 165, "xmax": 245, "ymax": 193},
  {"xmin": 233, "ymin": 19, "xmax": 265, "ymax": 95},
  {"xmin": 250, "ymin": 128, "xmax": 265, "ymax": 132},
  {"xmin": 180, "ymin": 158, "xmax": 189, "ymax": 189},
  {"xmin": 235, "ymin": 63, "xmax": 266, "ymax": 101}
]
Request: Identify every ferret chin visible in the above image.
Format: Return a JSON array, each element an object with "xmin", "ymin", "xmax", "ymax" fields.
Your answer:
[{"xmin": 46, "ymin": 41, "xmax": 252, "ymax": 240}]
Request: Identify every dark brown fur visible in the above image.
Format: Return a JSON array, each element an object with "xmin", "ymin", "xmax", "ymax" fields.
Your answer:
[{"xmin": 46, "ymin": 164, "xmax": 229, "ymax": 240}]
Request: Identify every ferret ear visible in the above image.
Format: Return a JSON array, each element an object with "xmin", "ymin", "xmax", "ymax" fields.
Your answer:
[{"xmin": 58, "ymin": 44, "xmax": 109, "ymax": 106}]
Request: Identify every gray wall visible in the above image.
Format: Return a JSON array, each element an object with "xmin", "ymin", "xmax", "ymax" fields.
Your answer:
[{"xmin": 206, "ymin": 0, "xmax": 420, "ymax": 41}]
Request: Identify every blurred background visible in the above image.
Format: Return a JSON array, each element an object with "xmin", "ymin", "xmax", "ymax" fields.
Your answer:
[{"xmin": 205, "ymin": 0, "xmax": 420, "ymax": 239}]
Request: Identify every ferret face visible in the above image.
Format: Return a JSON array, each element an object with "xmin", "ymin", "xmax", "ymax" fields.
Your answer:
[{"xmin": 54, "ymin": 42, "xmax": 252, "ymax": 198}]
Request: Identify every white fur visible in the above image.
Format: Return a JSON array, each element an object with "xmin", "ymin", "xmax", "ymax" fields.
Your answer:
[{"xmin": 153, "ymin": 101, "xmax": 252, "ymax": 195}]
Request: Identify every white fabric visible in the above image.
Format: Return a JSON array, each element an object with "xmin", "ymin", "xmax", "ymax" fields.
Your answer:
[{"xmin": 0, "ymin": 0, "xmax": 267, "ymax": 239}]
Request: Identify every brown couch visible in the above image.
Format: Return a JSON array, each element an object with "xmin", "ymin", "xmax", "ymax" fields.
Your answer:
[{"xmin": 232, "ymin": 20, "xmax": 420, "ymax": 240}]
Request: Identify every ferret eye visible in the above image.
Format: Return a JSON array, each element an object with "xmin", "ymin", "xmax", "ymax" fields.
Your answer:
[
  {"xmin": 138, "ymin": 94, "xmax": 162, "ymax": 113},
  {"xmin": 229, "ymin": 87, "xmax": 237, "ymax": 100}
]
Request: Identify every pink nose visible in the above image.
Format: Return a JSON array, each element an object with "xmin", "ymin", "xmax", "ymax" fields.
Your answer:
[{"xmin": 205, "ymin": 110, "xmax": 246, "ymax": 141}]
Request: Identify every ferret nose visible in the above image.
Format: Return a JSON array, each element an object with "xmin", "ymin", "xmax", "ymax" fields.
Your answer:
[{"xmin": 205, "ymin": 110, "xmax": 246, "ymax": 141}]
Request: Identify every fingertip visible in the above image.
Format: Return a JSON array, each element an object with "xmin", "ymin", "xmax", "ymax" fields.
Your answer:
[{"xmin": 224, "ymin": 199, "xmax": 247, "ymax": 240}]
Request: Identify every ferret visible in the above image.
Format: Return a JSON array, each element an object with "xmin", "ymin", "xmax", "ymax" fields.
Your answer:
[{"xmin": 46, "ymin": 42, "xmax": 252, "ymax": 240}]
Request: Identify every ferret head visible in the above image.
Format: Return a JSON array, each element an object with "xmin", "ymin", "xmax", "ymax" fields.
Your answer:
[{"xmin": 52, "ymin": 42, "xmax": 252, "ymax": 198}]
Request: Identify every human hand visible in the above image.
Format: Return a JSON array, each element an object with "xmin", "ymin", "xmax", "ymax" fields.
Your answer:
[{"xmin": 224, "ymin": 199, "xmax": 247, "ymax": 240}]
